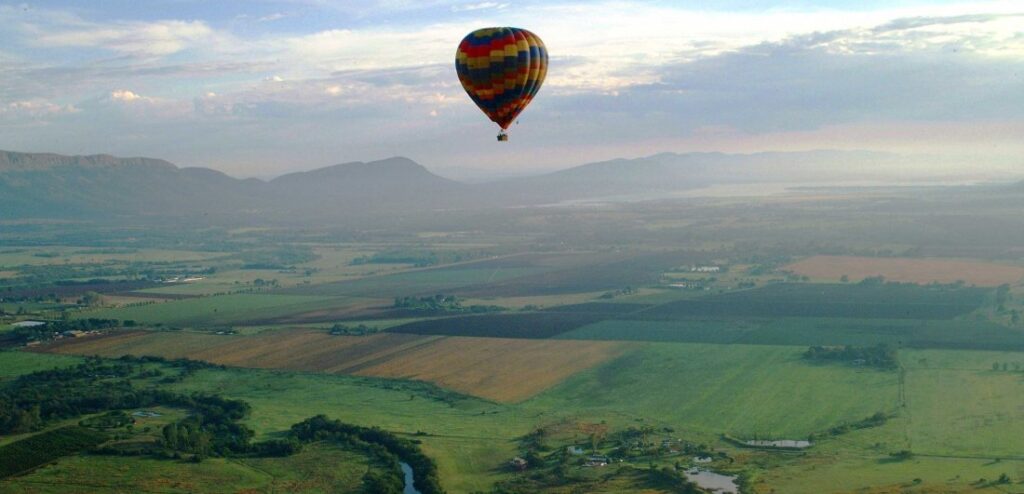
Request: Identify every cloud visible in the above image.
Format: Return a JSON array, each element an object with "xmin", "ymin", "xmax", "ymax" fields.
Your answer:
[
  {"xmin": 34, "ymin": 20, "xmax": 218, "ymax": 57},
  {"xmin": 451, "ymin": 2, "xmax": 508, "ymax": 12},
  {"xmin": 257, "ymin": 12, "xmax": 291, "ymax": 22},
  {"xmin": 109, "ymin": 89, "xmax": 148, "ymax": 102},
  {"xmin": 0, "ymin": 99, "xmax": 79, "ymax": 120},
  {"xmin": 0, "ymin": 2, "xmax": 1022, "ymax": 175}
]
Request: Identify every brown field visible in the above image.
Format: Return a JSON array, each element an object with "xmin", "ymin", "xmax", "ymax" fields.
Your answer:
[
  {"xmin": 353, "ymin": 336, "xmax": 631, "ymax": 402},
  {"xmin": 38, "ymin": 329, "xmax": 630, "ymax": 402},
  {"xmin": 785, "ymin": 255, "xmax": 1024, "ymax": 286}
]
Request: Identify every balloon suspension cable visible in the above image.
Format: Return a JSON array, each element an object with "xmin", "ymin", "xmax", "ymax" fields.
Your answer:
[{"xmin": 497, "ymin": 130, "xmax": 509, "ymax": 142}]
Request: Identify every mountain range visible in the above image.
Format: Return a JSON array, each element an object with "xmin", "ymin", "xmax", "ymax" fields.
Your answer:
[{"xmin": 1, "ymin": 149, "xmax": 1015, "ymax": 222}]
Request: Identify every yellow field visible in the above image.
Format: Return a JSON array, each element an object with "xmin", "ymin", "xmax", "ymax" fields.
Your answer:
[
  {"xmin": 354, "ymin": 336, "xmax": 631, "ymax": 402},
  {"xmin": 785, "ymin": 255, "xmax": 1024, "ymax": 286},
  {"xmin": 38, "ymin": 329, "xmax": 630, "ymax": 402}
]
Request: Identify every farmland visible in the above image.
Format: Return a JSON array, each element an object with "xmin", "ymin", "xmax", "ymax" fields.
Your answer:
[
  {"xmin": 636, "ymin": 283, "xmax": 989, "ymax": 320},
  {"xmin": 39, "ymin": 329, "xmax": 631, "ymax": 402},
  {"xmin": 4, "ymin": 182, "xmax": 1024, "ymax": 493},
  {"xmin": 785, "ymin": 255, "xmax": 1024, "ymax": 286}
]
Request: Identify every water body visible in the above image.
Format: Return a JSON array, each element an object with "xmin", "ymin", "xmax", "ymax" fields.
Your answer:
[
  {"xmin": 400, "ymin": 462, "xmax": 422, "ymax": 494},
  {"xmin": 744, "ymin": 439, "xmax": 812, "ymax": 449},
  {"xmin": 684, "ymin": 468, "xmax": 739, "ymax": 494}
]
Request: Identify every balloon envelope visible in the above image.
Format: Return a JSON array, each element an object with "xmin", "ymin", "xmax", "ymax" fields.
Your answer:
[{"xmin": 455, "ymin": 27, "xmax": 548, "ymax": 130}]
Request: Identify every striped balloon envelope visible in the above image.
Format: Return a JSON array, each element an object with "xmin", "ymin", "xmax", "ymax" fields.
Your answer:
[{"xmin": 455, "ymin": 27, "xmax": 548, "ymax": 140}]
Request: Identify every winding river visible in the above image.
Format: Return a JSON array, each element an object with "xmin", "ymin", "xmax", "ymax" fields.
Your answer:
[{"xmin": 400, "ymin": 462, "xmax": 422, "ymax": 494}]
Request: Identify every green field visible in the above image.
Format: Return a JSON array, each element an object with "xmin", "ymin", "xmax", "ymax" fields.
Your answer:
[
  {"xmin": 0, "ymin": 352, "xmax": 83, "ymax": 379},
  {"xmin": 560, "ymin": 317, "xmax": 1024, "ymax": 351},
  {"xmin": 525, "ymin": 342, "xmax": 901, "ymax": 438},
  {"xmin": 1, "ymin": 443, "xmax": 374, "ymax": 493},
  {"xmin": 76, "ymin": 293, "xmax": 353, "ymax": 326}
]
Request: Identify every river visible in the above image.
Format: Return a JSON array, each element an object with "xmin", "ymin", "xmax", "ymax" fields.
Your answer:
[{"xmin": 400, "ymin": 462, "xmax": 422, "ymax": 494}]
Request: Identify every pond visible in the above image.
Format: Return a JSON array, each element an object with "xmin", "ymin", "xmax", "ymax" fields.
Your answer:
[
  {"xmin": 684, "ymin": 468, "xmax": 739, "ymax": 494},
  {"xmin": 744, "ymin": 439, "xmax": 812, "ymax": 448}
]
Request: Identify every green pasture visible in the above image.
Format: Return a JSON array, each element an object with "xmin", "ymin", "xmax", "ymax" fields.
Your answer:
[
  {"xmin": 0, "ymin": 451, "xmax": 368, "ymax": 493},
  {"xmin": 525, "ymin": 342, "xmax": 901, "ymax": 439},
  {"xmin": 0, "ymin": 351, "xmax": 83, "ymax": 380},
  {"xmin": 75, "ymin": 294, "xmax": 358, "ymax": 326}
]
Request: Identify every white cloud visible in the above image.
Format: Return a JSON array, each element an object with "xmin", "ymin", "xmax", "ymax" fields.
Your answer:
[
  {"xmin": 0, "ymin": 99, "xmax": 79, "ymax": 119},
  {"xmin": 109, "ymin": 89, "xmax": 148, "ymax": 102},
  {"xmin": 451, "ymin": 2, "xmax": 508, "ymax": 12},
  {"xmin": 35, "ymin": 20, "xmax": 218, "ymax": 57}
]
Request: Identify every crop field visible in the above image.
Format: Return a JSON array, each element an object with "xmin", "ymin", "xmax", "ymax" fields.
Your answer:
[
  {"xmin": 785, "ymin": 255, "xmax": 1024, "ymax": 286},
  {"xmin": 39, "ymin": 329, "xmax": 630, "ymax": 402},
  {"xmin": 285, "ymin": 254, "xmax": 551, "ymax": 297},
  {"xmin": 559, "ymin": 317, "xmax": 1024, "ymax": 351},
  {"xmin": 387, "ymin": 312, "xmax": 608, "ymax": 338},
  {"xmin": 0, "ymin": 426, "xmax": 108, "ymax": 479},
  {"xmin": 0, "ymin": 247, "xmax": 224, "ymax": 267},
  {"xmin": 75, "ymin": 293, "xmax": 371, "ymax": 326},
  {"xmin": 38, "ymin": 329, "xmax": 438, "ymax": 371},
  {"xmin": 354, "ymin": 336, "xmax": 632, "ymax": 402},
  {"xmin": 453, "ymin": 250, "xmax": 718, "ymax": 297},
  {"xmin": 637, "ymin": 283, "xmax": 989, "ymax": 320}
]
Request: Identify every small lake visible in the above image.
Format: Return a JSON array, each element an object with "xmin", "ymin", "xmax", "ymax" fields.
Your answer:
[
  {"xmin": 400, "ymin": 462, "xmax": 422, "ymax": 494},
  {"xmin": 684, "ymin": 468, "xmax": 739, "ymax": 494},
  {"xmin": 744, "ymin": 439, "xmax": 812, "ymax": 449}
]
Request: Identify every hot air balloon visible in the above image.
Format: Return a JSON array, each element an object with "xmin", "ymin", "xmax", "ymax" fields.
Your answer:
[{"xmin": 455, "ymin": 27, "xmax": 548, "ymax": 141}]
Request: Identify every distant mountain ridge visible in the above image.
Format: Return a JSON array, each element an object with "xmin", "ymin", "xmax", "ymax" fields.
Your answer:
[{"xmin": 0, "ymin": 149, "xmax": 1007, "ymax": 221}]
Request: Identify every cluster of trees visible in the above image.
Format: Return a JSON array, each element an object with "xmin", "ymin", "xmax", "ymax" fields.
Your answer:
[
  {"xmin": 393, "ymin": 294, "xmax": 503, "ymax": 314},
  {"xmin": 289, "ymin": 415, "xmax": 445, "ymax": 494},
  {"xmin": 991, "ymin": 362, "xmax": 1023, "ymax": 372},
  {"xmin": 0, "ymin": 356, "xmax": 220, "ymax": 434},
  {"xmin": 803, "ymin": 344, "xmax": 898, "ymax": 369},
  {"xmin": 598, "ymin": 286, "xmax": 636, "ymax": 299},
  {"xmin": 810, "ymin": 412, "xmax": 889, "ymax": 441},
  {"xmin": 329, "ymin": 324, "xmax": 378, "ymax": 336}
]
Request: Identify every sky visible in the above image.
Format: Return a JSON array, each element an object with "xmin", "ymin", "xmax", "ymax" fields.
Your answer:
[{"xmin": 0, "ymin": 1, "xmax": 1021, "ymax": 179}]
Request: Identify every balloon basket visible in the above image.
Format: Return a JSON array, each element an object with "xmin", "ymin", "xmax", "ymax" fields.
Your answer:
[{"xmin": 497, "ymin": 132, "xmax": 508, "ymax": 142}]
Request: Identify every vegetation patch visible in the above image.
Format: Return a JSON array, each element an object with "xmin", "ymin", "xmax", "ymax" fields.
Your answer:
[
  {"xmin": 0, "ymin": 426, "xmax": 108, "ymax": 478},
  {"xmin": 803, "ymin": 344, "xmax": 898, "ymax": 370},
  {"xmin": 637, "ymin": 282, "xmax": 988, "ymax": 320}
]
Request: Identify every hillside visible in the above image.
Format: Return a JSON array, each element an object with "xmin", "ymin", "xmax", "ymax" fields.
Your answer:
[{"xmin": 0, "ymin": 149, "xmax": 1006, "ymax": 221}]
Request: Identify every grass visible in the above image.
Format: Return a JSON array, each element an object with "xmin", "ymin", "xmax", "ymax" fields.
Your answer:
[
  {"xmin": 165, "ymin": 366, "xmax": 530, "ymax": 492},
  {"xmin": 0, "ymin": 351, "xmax": 83, "ymax": 380},
  {"xmin": 751, "ymin": 452, "xmax": 1024, "ymax": 494},
  {"xmin": 901, "ymin": 349, "xmax": 1024, "ymax": 458},
  {"xmin": 524, "ymin": 342, "xmax": 901, "ymax": 438}
]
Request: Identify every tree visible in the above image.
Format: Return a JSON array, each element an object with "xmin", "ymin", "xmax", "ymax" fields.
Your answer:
[{"xmin": 78, "ymin": 291, "xmax": 103, "ymax": 307}]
